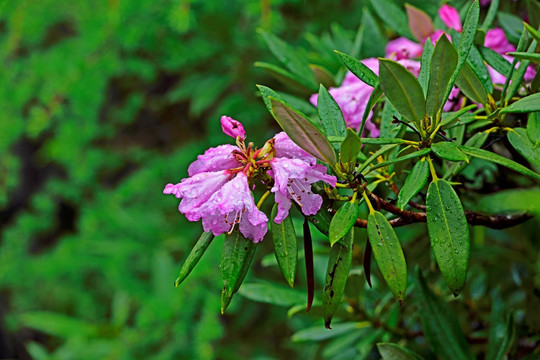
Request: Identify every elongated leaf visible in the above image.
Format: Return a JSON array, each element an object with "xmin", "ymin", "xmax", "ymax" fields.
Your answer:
[
  {"xmin": 358, "ymin": 144, "xmax": 399, "ymax": 173},
  {"xmin": 304, "ymin": 204, "xmax": 332, "ymax": 236},
  {"xmin": 311, "ymin": 64, "xmax": 336, "ymax": 88},
  {"xmin": 481, "ymin": 0, "xmax": 500, "ymax": 31},
  {"xmin": 487, "ymin": 291, "xmax": 515, "ymax": 360},
  {"xmin": 340, "ymin": 128, "xmax": 362, "ymax": 165},
  {"xmin": 415, "ymin": 269, "xmax": 475, "ymax": 360},
  {"xmin": 380, "ymin": 103, "xmax": 403, "ymax": 139},
  {"xmin": 527, "ymin": 112, "xmax": 540, "ymax": 143},
  {"xmin": 432, "ymin": 142, "xmax": 469, "ymax": 162},
  {"xmin": 506, "ymin": 51, "xmax": 540, "ymax": 62},
  {"xmin": 292, "ymin": 322, "xmax": 368, "ymax": 342},
  {"xmin": 365, "ymin": 148, "xmax": 432, "ymax": 174},
  {"xmin": 255, "ymin": 62, "xmax": 312, "ymax": 93},
  {"xmin": 270, "ymin": 97, "xmax": 337, "ymax": 165},
  {"xmin": 258, "ymin": 30, "xmax": 317, "ymax": 90},
  {"xmin": 359, "ymin": 85, "xmax": 383, "ymax": 135},
  {"xmin": 426, "ymin": 35, "xmax": 458, "ymax": 117},
  {"xmin": 426, "ymin": 179, "xmax": 470, "ymax": 295},
  {"xmin": 323, "ymin": 229, "xmax": 354, "ymax": 328},
  {"xmin": 505, "ymin": 39, "xmax": 537, "ymax": 101},
  {"xmin": 329, "ymin": 202, "xmax": 359, "ymax": 246},
  {"xmin": 508, "ymin": 128, "xmax": 540, "ymax": 165},
  {"xmin": 397, "ymin": 160, "xmax": 429, "ymax": 210},
  {"xmin": 175, "ymin": 232, "xmax": 214, "ymax": 287},
  {"xmin": 419, "ymin": 39, "xmax": 434, "ymax": 96},
  {"xmin": 258, "ymin": 85, "xmax": 285, "ymax": 116},
  {"xmin": 444, "ymin": 0, "xmax": 480, "ymax": 102},
  {"xmin": 335, "ymin": 50, "xmax": 378, "ymax": 87},
  {"xmin": 467, "ymin": 45, "xmax": 493, "ymax": 94},
  {"xmin": 238, "ymin": 283, "xmax": 304, "ymax": 306},
  {"xmin": 406, "ymin": 4, "xmax": 434, "ymax": 42},
  {"xmin": 501, "ymin": 93, "xmax": 540, "ymax": 114},
  {"xmin": 501, "ymin": 27, "xmax": 529, "ymax": 99},
  {"xmin": 361, "ymin": 138, "xmax": 412, "ymax": 145},
  {"xmin": 221, "ymin": 230, "xmax": 257, "ymax": 313},
  {"xmin": 479, "ymin": 46, "xmax": 513, "ymax": 81},
  {"xmin": 377, "ymin": 343, "xmax": 424, "ymax": 360},
  {"xmin": 440, "ymin": 104, "xmax": 478, "ymax": 128},
  {"xmin": 459, "ymin": 145, "xmax": 540, "ymax": 181},
  {"xmin": 497, "ymin": 12, "xmax": 523, "ymax": 44},
  {"xmin": 270, "ymin": 205, "xmax": 298, "ymax": 287},
  {"xmin": 379, "ymin": 59, "xmax": 425, "ymax": 125},
  {"xmin": 361, "ymin": 8, "xmax": 387, "ymax": 58},
  {"xmin": 303, "ymin": 219, "xmax": 314, "ymax": 312},
  {"xmin": 370, "ymin": 0, "xmax": 414, "ymax": 39},
  {"xmin": 524, "ymin": 22, "xmax": 540, "ymax": 43},
  {"xmin": 478, "ymin": 188, "xmax": 540, "ymax": 216},
  {"xmin": 367, "ymin": 211, "xmax": 407, "ymax": 302},
  {"xmin": 317, "ymin": 85, "xmax": 347, "ymax": 139},
  {"xmin": 456, "ymin": 62, "xmax": 488, "ymax": 105}
]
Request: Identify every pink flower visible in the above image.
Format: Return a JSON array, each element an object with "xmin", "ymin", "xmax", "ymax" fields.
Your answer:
[
  {"xmin": 386, "ymin": 37, "xmax": 424, "ymax": 60},
  {"xmin": 270, "ymin": 157, "xmax": 336, "ymax": 223},
  {"xmin": 273, "ymin": 132, "xmax": 316, "ymax": 165},
  {"xmin": 187, "ymin": 144, "xmax": 241, "ymax": 176},
  {"xmin": 198, "ymin": 173, "xmax": 268, "ymax": 242},
  {"xmin": 439, "ymin": 4, "xmax": 462, "ymax": 32},
  {"xmin": 220, "ymin": 115, "xmax": 246, "ymax": 140},
  {"xmin": 484, "ymin": 28, "xmax": 515, "ymax": 55}
]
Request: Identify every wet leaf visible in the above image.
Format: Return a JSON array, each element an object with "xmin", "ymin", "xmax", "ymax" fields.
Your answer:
[
  {"xmin": 270, "ymin": 204, "xmax": 298, "ymax": 287},
  {"xmin": 367, "ymin": 211, "xmax": 407, "ymax": 302},
  {"xmin": 340, "ymin": 128, "xmax": 362, "ymax": 166},
  {"xmin": 335, "ymin": 50, "xmax": 378, "ymax": 87},
  {"xmin": 508, "ymin": 128, "xmax": 540, "ymax": 165},
  {"xmin": 432, "ymin": 142, "xmax": 469, "ymax": 162},
  {"xmin": 418, "ymin": 39, "xmax": 434, "ymax": 96},
  {"xmin": 426, "ymin": 179, "xmax": 470, "ymax": 295},
  {"xmin": 397, "ymin": 160, "xmax": 429, "ymax": 210},
  {"xmin": 456, "ymin": 62, "xmax": 488, "ymax": 105},
  {"xmin": 221, "ymin": 230, "xmax": 257, "ymax": 313},
  {"xmin": 501, "ymin": 93, "xmax": 540, "ymax": 114},
  {"xmin": 323, "ymin": 228, "xmax": 354, "ymax": 328},
  {"xmin": 329, "ymin": 202, "xmax": 359, "ymax": 246},
  {"xmin": 270, "ymin": 97, "xmax": 337, "ymax": 165},
  {"xmin": 239, "ymin": 283, "xmax": 304, "ymax": 306},
  {"xmin": 317, "ymin": 85, "xmax": 347, "ymax": 139},
  {"xmin": 175, "ymin": 231, "xmax": 214, "ymax": 287},
  {"xmin": 426, "ymin": 34, "xmax": 458, "ymax": 117}
]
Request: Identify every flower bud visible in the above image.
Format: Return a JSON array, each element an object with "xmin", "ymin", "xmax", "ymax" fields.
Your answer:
[{"xmin": 221, "ymin": 116, "xmax": 246, "ymax": 140}]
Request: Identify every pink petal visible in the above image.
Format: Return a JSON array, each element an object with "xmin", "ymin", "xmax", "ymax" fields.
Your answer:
[
  {"xmin": 439, "ymin": 5, "xmax": 462, "ymax": 32},
  {"xmin": 187, "ymin": 144, "xmax": 241, "ymax": 176}
]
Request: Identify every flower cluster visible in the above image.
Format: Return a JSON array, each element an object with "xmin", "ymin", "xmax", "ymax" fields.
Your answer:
[
  {"xmin": 310, "ymin": 3, "xmax": 536, "ymax": 132},
  {"xmin": 164, "ymin": 116, "xmax": 336, "ymax": 242}
]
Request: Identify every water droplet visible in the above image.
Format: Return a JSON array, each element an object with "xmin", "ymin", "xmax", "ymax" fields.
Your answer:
[{"xmin": 378, "ymin": 242, "xmax": 383, "ymax": 247}]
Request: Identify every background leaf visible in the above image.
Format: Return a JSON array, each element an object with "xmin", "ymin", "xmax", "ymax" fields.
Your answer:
[{"xmin": 270, "ymin": 204, "xmax": 298, "ymax": 287}]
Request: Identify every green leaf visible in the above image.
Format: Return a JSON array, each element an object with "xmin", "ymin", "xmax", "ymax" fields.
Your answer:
[
  {"xmin": 456, "ymin": 62, "xmax": 488, "ymax": 105},
  {"xmin": 524, "ymin": 22, "xmax": 540, "ymax": 43},
  {"xmin": 370, "ymin": 0, "xmax": 414, "ymax": 39},
  {"xmin": 478, "ymin": 188, "xmax": 540, "ymax": 215},
  {"xmin": 258, "ymin": 30, "xmax": 317, "ymax": 90},
  {"xmin": 440, "ymin": 104, "xmax": 478, "ymax": 128},
  {"xmin": 238, "ymin": 283, "xmax": 304, "ymax": 307},
  {"xmin": 380, "ymin": 102, "xmax": 402, "ymax": 138},
  {"xmin": 257, "ymin": 85, "xmax": 286, "ymax": 116},
  {"xmin": 305, "ymin": 203, "xmax": 333, "ymax": 236},
  {"xmin": 361, "ymin": 138, "xmax": 412, "ymax": 145},
  {"xmin": 255, "ymin": 62, "xmax": 312, "ymax": 94},
  {"xmin": 444, "ymin": 0, "xmax": 480, "ymax": 103},
  {"xmin": 340, "ymin": 128, "xmax": 362, "ymax": 165},
  {"xmin": 527, "ymin": 112, "xmax": 540, "ymax": 143},
  {"xmin": 459, "ymin": 145, "xmax": 540, "ymax": 181},
  {"xmin": 357, "ymin": 144, "xmax": 399, "ymax": 174},
  {"xmin": 359, "ymin": 85, "xmax": 383, "ymax": 135},
  {"xmin": 418, "ymin": 38, "xmax": 434, "ymax": 96},
  {"xmin": 501, "ymin": 27, "xmax": 530, "ymax": 99},
  {"xmin": 497, "ymin": 12, "xmax": 524, "ymax": 43},
  {"xmin": 487, "ymin": 292, "xmax": 515, "ymax": 360},
  {"xmin": 361, "ymin": 8, "xmax": 387, "ymax": 58},
  {"xmin": 329, "ymin": 202, "xmax": 359, "ymax": 246},
  {"xmin": 335, "ymin": 50, "xmax": 378, "ymax": 87},
  {"xmin": 292, "ymin": 322, "xmax": 369, "ymax": 342},
  {"xmin": 175, "ymin": 231, "xmax": 214, "ymax": 287},
  {"xmin": 405, "ymin": 4, "xmax": 434, "ymax": 42},
  {"xmin": 270, "ymin": 204, "xmax": 298, "ymax": 287},
  {"xmin": 505, "ymin": 39, "xmax": 537, "ymax": 101},
  {"xmin": 507, "ymin": 128, "xmax": 540, "ymax": 165},
  {"xmin": 506, "ymin": 51, "xmax": 540, "ymax": 62},
  {"xmin": 377, "ymin": 343, "xmax": 424, "ymax": 360},
  {"xmin": 447, "ymin": 131, "xmax": 489, "ymax": 178},
  {"xmin": 378, "ymin": 59, "xmax": 425, "ymax": 125},
  {"xmin": 269, "ymin": 97, "xmax": 337, "ymax": 165},
  {"xmin": 479, "ymin": 46, "xmax": 513, "ymax": 81},
  {"xmin": 310, "ymin": 64, "xmax": 336, "ymax": 88},
  {"xmin": 18, "ymin": 312, "xmax": 99, "ymax": 339},
  {"xmin": 365, "ymin": 148, "xmax": 432, "ymax": 174},
  {"xmin": 426, "ymin": 179, "xmax": 470, "ymax": 295},
  {"xmin": 397, "ymin": 160, "xmax": 429, "ymax": 210},
  {"xmin": 502, "ymin": 93, "xmax": 540, "ymax": 114},
  {"xmin": 432, "ymin": 142, "xmax": 469, "ymax": 162},
  {"xmin": 367, "ymin": 211, "xmax": 407, "ymax": 302},
  {"xmin": 467, "ymin": 45, "xmax": 493, "ymax": 94},
  {"xmin": 221, "ymin": 230, "xmax": 257, "ymax": 313},
  {"xmin": 480, "ymin": 0, "xmax": 500, "ymax": 32},
  {"xmin": 317, "ymin": 85, "xmax": 347, "ymax": 141},
  {"xmin": 426, "ymin": 35, "xmax": 458, "ymax": 117},
  {"xmin": 415, "ymin": 269, "xmax": 475, "ymax": 360},
  {"xmin": 323, "ymin": 228, "xmax": 354, "ymax": 328}
]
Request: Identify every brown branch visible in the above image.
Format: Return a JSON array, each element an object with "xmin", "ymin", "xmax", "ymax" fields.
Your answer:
[{"xmin": 346, "ymin": 193, "xmax": 533, "ymax": 229}]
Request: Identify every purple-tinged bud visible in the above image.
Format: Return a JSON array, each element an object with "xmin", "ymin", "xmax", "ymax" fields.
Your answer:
[{"xmin": 221, "ymin": 116, "xmax": 246, "ymax": 140}]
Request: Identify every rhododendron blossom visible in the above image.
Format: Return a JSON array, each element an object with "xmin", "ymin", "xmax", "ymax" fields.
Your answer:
[{"xmin": 164, "ymin": 118, "xmax": 336, "ymax": 242}]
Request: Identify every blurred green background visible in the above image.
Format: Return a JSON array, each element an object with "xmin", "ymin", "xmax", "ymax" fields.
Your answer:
[
  {"xmin": 0, "ymin": 0, "xmax": 374, "ymax": 358},
  {"xmin": 1, "ymin": 0, "xmax": 539, "ymax": 359}
]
